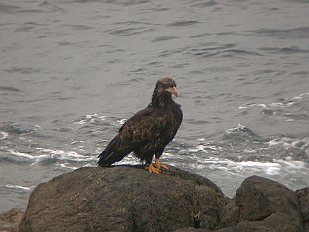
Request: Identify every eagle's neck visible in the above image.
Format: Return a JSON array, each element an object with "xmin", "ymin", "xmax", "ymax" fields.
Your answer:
[{"xmin": 150, "ymin": 91, "xmax": 173, "ymax": 108}]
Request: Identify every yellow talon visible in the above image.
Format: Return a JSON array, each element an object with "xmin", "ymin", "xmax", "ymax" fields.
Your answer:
[
  {"xmin": 154, "ymin": 159, "xmax": 170, "ymax": 171},
  {"xmin": 145, "ymin": 159, "xmax": 170, "ymax": 174},
  {"xmin": 145, "ymin": 163, "xmax": 161, "ymax": 174}
]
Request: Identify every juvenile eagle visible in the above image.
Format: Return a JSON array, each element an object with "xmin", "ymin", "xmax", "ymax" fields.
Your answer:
[{"xmin": 98, "ymin": 77, "xmax": 183, "ymax": 174}]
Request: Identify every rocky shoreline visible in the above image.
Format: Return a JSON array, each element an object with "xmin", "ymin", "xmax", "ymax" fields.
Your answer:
[{"xmin": 1, "ymin": 166, "xmax": 309, "ymax": 231}]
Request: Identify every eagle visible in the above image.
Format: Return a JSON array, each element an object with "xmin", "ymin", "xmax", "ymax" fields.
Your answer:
[{"xmin": 98, "ymin": 77, "xmax": 183, "ymax": 174}]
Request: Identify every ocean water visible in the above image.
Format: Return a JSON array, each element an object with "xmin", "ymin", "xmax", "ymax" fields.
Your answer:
[{"xmin": 1, "ymin": 0, "xmax": 309, "ymax": 212}]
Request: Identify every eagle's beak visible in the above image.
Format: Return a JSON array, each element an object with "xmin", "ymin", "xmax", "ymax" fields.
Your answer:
[{"xmin": 165, "ymin": 86, "xmax": 178, "ymax": 97}]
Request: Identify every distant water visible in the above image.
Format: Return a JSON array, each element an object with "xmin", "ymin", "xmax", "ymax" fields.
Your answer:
[{"xmin": 1, "ymin": 0, "xmax": 309, "ymax": 212}]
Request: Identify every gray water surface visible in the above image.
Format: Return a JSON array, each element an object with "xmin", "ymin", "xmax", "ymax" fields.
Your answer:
[{"xmin": 1, "ymin": 0, "xmax": 309, "ymax": 212}]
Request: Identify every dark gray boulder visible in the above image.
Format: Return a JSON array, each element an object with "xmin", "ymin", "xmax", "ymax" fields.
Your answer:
[
  {"xmin": 19, "ymin": 166, "xmax": 227, "ymax": 232},
  {"xmin": 234, "ymin": 175, "xmax": 303, "ymax": 232},
  {"xmin": 297, "ymin": 188, "xmax": 309, "ymax": 232},
  {"xmin": 19, "ymin": 167, "xmax": 308, "ymax": 232},
  {"xmin": 176, "ymin": 175, "xmax": 307, "ymax": 232}
]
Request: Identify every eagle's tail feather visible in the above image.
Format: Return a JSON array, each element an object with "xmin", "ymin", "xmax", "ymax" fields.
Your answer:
[{"xmin": 97, "ymin": 136, "xmax": 129, "ymax": 167}]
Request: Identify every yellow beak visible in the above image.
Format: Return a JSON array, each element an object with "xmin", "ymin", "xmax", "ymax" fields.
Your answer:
[{"xmin": 165, "ymin": 86, "xmax": 178, "ymax": 97}]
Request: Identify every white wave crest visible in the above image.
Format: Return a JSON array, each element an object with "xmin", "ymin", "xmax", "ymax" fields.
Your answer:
[
  {"xmin": 293, "ymin": 92, "xmax": 309, "ymax": 100},
  {"xmin": 117, "ymin": 118, "xmax": 126, "ymax": 125},
  {"xmin": 8, "ymin": 148, "xmax": 96, "ymax": 164},
  {"xmin": 4, "ymin": 184, "xmax": 34, "ymax": 191},
  {"xmin": 9, "ymin": 150, "xmax": 36, "ymax": 160},
  {"xmin": 0, "ymin": 132, "xmax": 9, "ymax": 140}
]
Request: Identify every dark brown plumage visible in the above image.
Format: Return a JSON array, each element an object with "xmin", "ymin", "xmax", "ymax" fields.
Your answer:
[{"xmin": 97, "ymin": 77, "xmax": 183, "ymax": 173}]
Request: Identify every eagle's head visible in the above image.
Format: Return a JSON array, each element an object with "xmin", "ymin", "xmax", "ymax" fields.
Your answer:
[{"xmin": 155, "ymin": 77, "xmax": 178, "ymax": 97}]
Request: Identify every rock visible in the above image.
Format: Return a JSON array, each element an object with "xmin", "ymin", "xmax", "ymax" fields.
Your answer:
[
  {"xmin": 177, "ymin": 175, "xmax": 307, "ymax": 232},
  {"xmin": 0, "ymin": 208, "xmax": 24, "ymax": 232},
  {"xmin": 18, "ymin": 167, "xmax": 308, "ymax": 232},
  {"xmin": 174, "ymin": 228, "xmax": 210, "ymax": 232},
  {"xmin": 223, "ymin": 220, "xmax": 275, "ymax": 232},
  {"xmin": 216, "ymin": 198, "xmax": 239, "ymax": 229},
  {"xmin": 296, "ymin": 188, "xmax": 309, "ymax": 231},
  {"xmin": 19, "ymin": 166, "xmax": 227, "ymax": 232},
  {"xmin": 235, "ymin": 175, "xmax": 303, "ymax": 232}
]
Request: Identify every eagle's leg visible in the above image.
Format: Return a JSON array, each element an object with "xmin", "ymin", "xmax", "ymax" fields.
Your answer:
[
  {"xmin": 145, "ymin": 163, "xmax": 161, "ymax": 174},
  {"xmin": 154, "ymin": 158, "xmax": 170, "ymax": 171}
]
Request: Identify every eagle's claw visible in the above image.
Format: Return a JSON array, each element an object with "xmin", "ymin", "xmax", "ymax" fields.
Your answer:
[
  {"xmin": 145, "ymin": 163, "xmax": 161, "ymax": 174},
  {"xmin": 145, "ymin": 159, "xmax": 170, "ymax": 174},
  {"xmin": 154, "ymin": 159, "xmax": 170, "ymax": 171}
]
